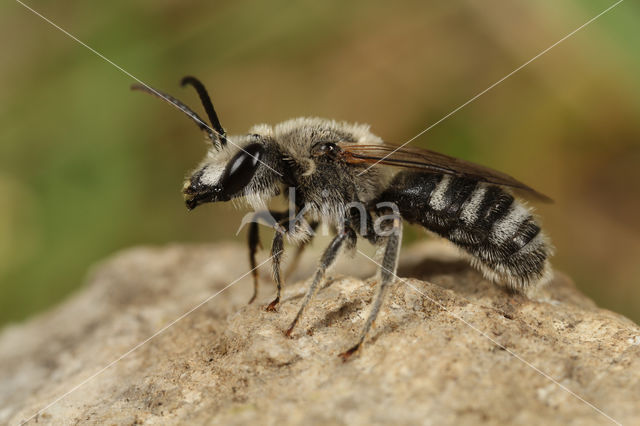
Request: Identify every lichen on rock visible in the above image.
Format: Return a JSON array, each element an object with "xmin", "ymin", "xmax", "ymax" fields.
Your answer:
[{"xmin": 0, "ymin": 240, "xmax": 639, "ymax": 425}]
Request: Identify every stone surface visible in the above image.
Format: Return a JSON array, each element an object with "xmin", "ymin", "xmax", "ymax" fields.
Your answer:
[{"xmin": 0, "ymin": 240, "xmax": 639, "ymax": 425}]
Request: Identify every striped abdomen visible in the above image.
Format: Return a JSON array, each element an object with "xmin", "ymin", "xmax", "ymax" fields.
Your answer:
[{"xmin": 380, "ymin": 171, "xmax": 553, "ymax": 290}]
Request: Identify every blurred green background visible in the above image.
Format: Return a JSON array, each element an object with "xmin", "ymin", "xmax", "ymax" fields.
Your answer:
[{"xmin": 1, "ymin": 0, "xmax": 639, "ymax": 327}]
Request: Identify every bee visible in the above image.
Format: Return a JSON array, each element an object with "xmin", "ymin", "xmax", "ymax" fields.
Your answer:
[{"xmin": 132, "ymin": 76, "xmax": 553, "ymax": 359}]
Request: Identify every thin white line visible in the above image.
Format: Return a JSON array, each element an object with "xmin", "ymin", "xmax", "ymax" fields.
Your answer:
[
  {"xmin": 19, "ymin": 254, "xmax": 276, "ymax": 425},
  {"xmin": 356, "ymin": 249, "xmax": 621, "ymax": 426},
  {"xmin": 13, "ymin": 0, "xmax": 283, "ymax": 177},
  {"xmin": 358, "ymin": 0, "xmax": 625, "ymax": 176}
]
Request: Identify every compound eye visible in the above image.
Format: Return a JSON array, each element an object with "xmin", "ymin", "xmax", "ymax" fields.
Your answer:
[{"xmin": 218, "ymin": 143, "xmax": 264, "ymax": 196}]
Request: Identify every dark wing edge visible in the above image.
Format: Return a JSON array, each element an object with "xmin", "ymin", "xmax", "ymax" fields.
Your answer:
[{"xmin": 339, "ymin": 143, "xmax": 553, "ymax": 203}]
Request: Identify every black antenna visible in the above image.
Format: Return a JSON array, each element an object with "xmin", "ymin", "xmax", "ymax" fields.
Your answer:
[
  {"xmin": 180, "ymin": 76, "xmax": 227, "ymax": 147},
  {"xmin": 130, "ymin": 83, "xmax": 216, "ymax": 144}
]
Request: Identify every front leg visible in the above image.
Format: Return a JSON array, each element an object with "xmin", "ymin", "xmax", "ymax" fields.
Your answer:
[
  {"xmin": 285, "ymin": 224, "xmax": 357, "ymax": 336},
  {"xmin": 267, "ymin": 221, "xmax": 287, "ymax": 311},
  {"xmin": 247, "ymin": 220, "xmax": 261, "ymax": 304},
  {"xmin": 247, "ymin": 210, "xmax": 287, "ymax": 305},
  {"xmin": 267, "ymin": 216, "xmax": 317, "ymax": 311},
  {"xmin": 340, "ymin": 216, "xmax": 403, "ymax": 360}
]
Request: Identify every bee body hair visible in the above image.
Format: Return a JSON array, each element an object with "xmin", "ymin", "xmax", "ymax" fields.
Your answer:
[
  {"xmin": 134, "ymin": 77, "xmax": 554, "ymax": 357},
  {"xmin": 378, "ymin": 171, "xmax": 553, "ymax": 290}
]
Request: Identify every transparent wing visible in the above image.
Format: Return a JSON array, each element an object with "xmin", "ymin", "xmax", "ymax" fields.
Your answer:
[{"xmin": 339, "ymin": 143, "xmax": 552, "ymax": 202}]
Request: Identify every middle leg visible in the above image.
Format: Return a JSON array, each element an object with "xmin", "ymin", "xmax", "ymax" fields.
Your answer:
[
  {"xmin": 339, "ymin": 216, "xmax": 403, "ymax": 360},
  {"xmin": 285, "ymin": 225, "xmax": 357, "ymax": 336},
  {"xmin": 283, "ymin": 220, "xmax": 319, "ymax": 282}
]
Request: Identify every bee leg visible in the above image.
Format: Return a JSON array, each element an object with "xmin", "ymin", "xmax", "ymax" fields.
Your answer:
[
  {"xmin": 284, "ymin": 221, "xmax": 319, "ymax": 281},
  {"xmin": 247, "ymin": 220, "xmax": 262, "ymax": 304},
  {"xmin": 266, "ymin": 222, "xmax": 287, "ymax": 312},
  {"xmin": 285, "ymin": 225, "xmax": 356, "ymax": 337},
  {"xmin": 247, "ymin": 210, "xmax": 288, "ymax": 305},
  {"xmin": 339, "ymin": 217, "xmax": 403, "ymax": 361}
]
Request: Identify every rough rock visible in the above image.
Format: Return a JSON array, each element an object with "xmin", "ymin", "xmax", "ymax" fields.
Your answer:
[{"xmin": 0, "ymin": 240, "xmax": 639, "ymax": 425}]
